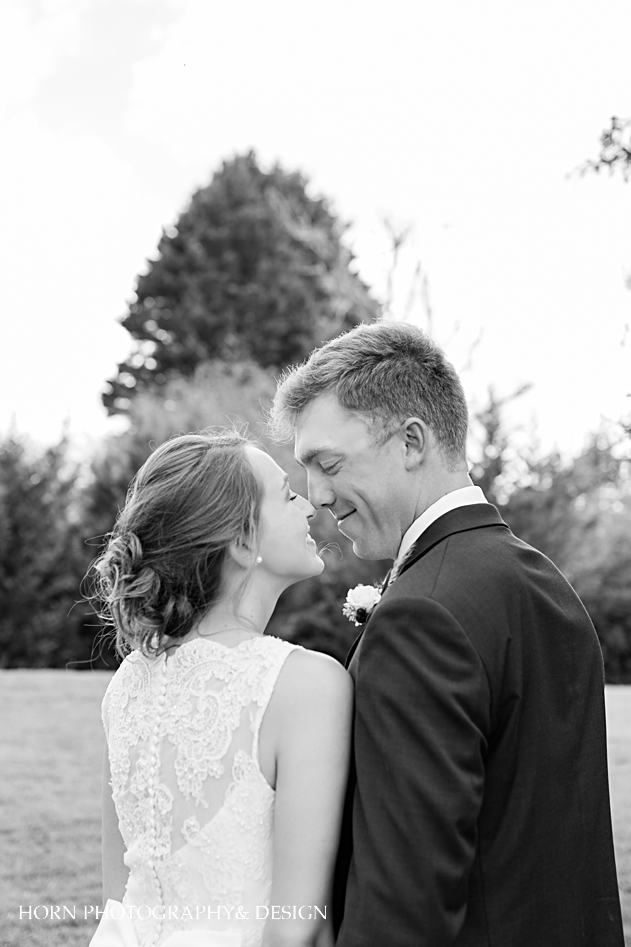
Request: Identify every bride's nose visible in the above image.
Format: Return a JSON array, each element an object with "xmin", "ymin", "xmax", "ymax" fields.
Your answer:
[{"xmin": 296, "ymin": 494, "xmax": 316, "ymax": 519}]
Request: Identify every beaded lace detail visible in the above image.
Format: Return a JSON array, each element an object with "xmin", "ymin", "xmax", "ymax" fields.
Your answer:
[{"xmin": 102, "ymin": 635, "xmax": 298, "ymax": 947}]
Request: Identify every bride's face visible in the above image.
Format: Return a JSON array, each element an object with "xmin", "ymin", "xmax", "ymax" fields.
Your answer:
[{"xmin": 245, "ymin": 446, "xmax": 324, "ymax": 583}]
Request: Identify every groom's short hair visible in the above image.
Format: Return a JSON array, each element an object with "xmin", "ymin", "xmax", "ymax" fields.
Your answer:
[{"xmin": 270, "ymin": 321, "xmax": 469, "ymax": 466}]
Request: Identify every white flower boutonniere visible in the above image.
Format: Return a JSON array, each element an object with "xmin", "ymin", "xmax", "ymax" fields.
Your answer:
[{"xmin": 342, "ymin": 583, "xmax": 382, "ymax": 626}]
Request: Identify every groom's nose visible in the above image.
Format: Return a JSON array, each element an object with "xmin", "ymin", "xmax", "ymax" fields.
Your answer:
[{"xmin": 307, "ymin": 472, "xmax": 336, "ymax": 510}]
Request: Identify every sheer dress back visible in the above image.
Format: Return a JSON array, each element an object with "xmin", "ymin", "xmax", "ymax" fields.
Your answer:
[{"xmin": 102, "ymin": 635, "xmax": 299, "ymax": 947}]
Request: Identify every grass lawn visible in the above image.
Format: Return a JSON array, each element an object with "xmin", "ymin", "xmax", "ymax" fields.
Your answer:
[{"xmin": 0, "ymin": 672, "xmax": 629, "ymax": 947}]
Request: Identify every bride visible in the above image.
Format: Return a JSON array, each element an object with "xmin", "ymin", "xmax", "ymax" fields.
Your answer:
[{"xmin": 88, "ymin": 430, "xmax": 352, "ymax": 947}]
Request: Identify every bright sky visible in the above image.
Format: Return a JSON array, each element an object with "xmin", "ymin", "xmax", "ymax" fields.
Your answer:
[{"xmin": 1, "ymin": 0, "xmax": 630, "ymax": 458}]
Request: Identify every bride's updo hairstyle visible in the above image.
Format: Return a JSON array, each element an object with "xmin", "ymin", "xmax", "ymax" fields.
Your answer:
[{"xmin": 92, "ymin": 430, "xmax": 262, "ymax": 658}]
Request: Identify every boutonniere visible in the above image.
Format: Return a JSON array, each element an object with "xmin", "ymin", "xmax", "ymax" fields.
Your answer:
[{"xmin": 342, "ymin": 583, "xmax": 383, "ymax": 626}]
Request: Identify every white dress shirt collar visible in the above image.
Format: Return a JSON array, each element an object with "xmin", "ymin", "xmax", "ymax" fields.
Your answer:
[{"xmin": 394, "ymin": 485, "xmax": 488, "ymax": 573}]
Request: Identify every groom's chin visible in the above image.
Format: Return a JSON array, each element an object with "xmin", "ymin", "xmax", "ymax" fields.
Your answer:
[{"xmin": 350, "ymin": 538, "xmax": 382, "ymax": 561}]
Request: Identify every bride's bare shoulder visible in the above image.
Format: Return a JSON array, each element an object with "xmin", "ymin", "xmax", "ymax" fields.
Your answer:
[{"xmin": 272, "ymin": 645, "xmax": 353, "ymax": 714}]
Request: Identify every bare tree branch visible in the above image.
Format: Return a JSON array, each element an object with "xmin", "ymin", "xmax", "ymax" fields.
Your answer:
[
  {"xmin": 382, "ymin": 216, "xmax": 413, "ymax": 317},
  {"xmin": 578, "ymin": 116, "xmax": 631, "ymax": 181}
]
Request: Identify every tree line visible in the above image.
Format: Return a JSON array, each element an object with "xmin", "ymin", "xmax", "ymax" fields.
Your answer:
[{"xmin": 1, "ymin": 149, "xmax": 629, "ymax": 680}]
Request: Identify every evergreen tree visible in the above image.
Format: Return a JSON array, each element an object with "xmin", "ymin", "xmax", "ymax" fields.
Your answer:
[
  {"xmin": 0, "ymin": 433, "xmax": 86, "ymax": 667},
  {"xmin": 104, "ymin": 152, "xmax": 380, "ymax": 414}
]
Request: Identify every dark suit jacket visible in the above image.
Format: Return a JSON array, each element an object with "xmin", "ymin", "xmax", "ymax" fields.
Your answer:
[{"xmin": 334, "ymin": 504, "xmax": 623, "ymax": 946}]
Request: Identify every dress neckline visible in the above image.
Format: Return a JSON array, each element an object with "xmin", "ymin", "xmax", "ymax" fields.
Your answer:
[{"xmin": 162, "ymin": 634, "xmax": 269, "ymax": 661}]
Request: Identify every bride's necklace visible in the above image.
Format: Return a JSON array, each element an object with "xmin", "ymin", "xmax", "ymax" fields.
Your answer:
[
  {"xmin": 197, "ymin": 627, "xmax": 261, "ymax": 640},
  {"xmin": 165, "ymin": 626, "xmax": 262, "ymax": 657},
  {"xmin": 189, "ymin": 615, "xmax": 264, "ymax": 641}
]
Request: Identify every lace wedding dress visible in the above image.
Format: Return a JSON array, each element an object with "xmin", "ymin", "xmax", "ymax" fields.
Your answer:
[{"xmin": 90, "ymin": 634, "xmax": 299, "ymax": 947}]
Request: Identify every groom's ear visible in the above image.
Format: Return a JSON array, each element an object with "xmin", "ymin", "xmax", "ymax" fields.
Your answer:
[{"xmin": 400, "ymin": 417, "xmax": 430, "ymax": 470}]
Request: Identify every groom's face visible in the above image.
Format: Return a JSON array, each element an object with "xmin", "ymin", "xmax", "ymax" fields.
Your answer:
[{"xmin": 294, "ymin": 394, "xmax": 413, "ymax": 560}]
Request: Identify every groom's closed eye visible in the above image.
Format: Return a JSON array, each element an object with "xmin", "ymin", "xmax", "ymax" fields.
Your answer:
[{"xmin": 317, "ymin": 455, "xmax": 345, "ymax": 474}]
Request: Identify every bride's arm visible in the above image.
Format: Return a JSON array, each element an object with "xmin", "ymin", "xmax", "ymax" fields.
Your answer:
[
  {"xmin": 262, "ymin": 649, "xmax": 353, "ymax": 947},
  {"xmin": 101, "ymin": 746, "xmax": 129, "ymax": 903}
]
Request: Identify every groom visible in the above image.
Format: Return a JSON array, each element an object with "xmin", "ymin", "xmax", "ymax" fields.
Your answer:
[{"xmin": 270, "ymin": 322, "xmax": 624, "ymax": 946}]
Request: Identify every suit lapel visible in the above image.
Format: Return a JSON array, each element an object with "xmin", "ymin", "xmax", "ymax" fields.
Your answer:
[
  {"xmin": 345, "ymin": 630, "xmax": 364, "ymax": 669},
  {"xmin": 395, "ymin": 503, "xmax": 508, "ymax": 580},
  {"xmin": 344, "ymin": 504, "xmax": 508, "ymax": 669}
]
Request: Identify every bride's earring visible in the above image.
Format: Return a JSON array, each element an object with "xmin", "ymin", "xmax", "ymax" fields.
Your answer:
[{"xmin": 256, "ymin": 556, "xmax": 263, "ymax": 565}]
